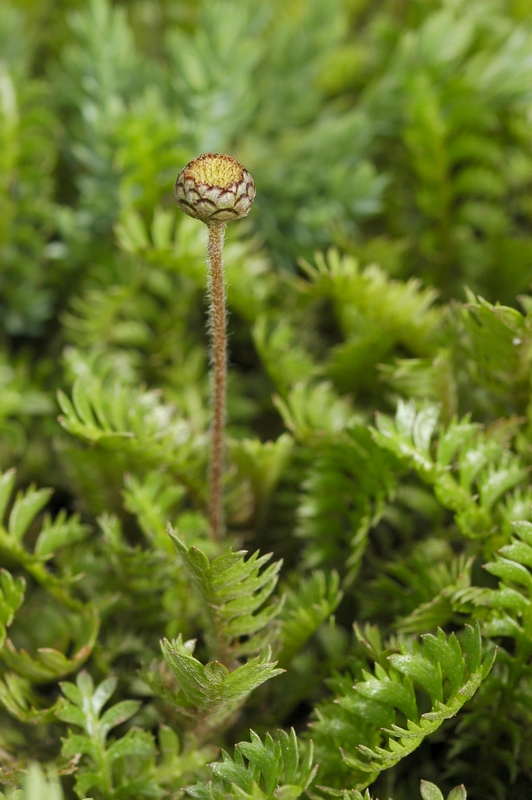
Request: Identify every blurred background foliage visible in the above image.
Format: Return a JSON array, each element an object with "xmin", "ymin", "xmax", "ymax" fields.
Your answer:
[
  {"xmin": 1, "ymin": 0, "xmax": 532, "ymax": 474},
  {"xmin": 2, "ymin": 1, "xmax": 532, "ymax": 798}
]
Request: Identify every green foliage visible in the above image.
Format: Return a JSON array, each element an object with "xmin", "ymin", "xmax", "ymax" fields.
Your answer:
[
  {"xmin": 54, "ymin": 670, "xmax": 215, "ymax": 800},
  {"xmin": 295, "ymin": 426, "xmax": 399, "ymax": 574},
  {"xmin": 56, "ymin": 671, "xmax": 154, "ymax": 799},
  {"xmin": 0, "ymin": 570, "xmax": 24, "ymax": 650},
  {"xmin": 187, "ymin": 728, "xmax": 317, "ymax": 800},
  {"xmin": 312, "ymin": 625, "xmax": 495, "ymax": 791},
  {"xmin": 0, "ymin": 469, "xmax": 97, "ymax": 692},
  {"xmin": 339, "ymin": 781, "xmax": 467, "ymax": 800},
  {"xmin": 140, "ymin": 536, "xmax": 284, "ymax": 744},
  {"xmin": 278, "ymin": 570, "xmax": 342, "ymax": 667},
  {"xmin": 151, "ymin": 636, "xmax": 283, "ymax": 746},
  {"xmin": 0, "ymin": 7, "xmax": 59, "ymax": 337},
  {"xmin": 169, "ymin": 533, "xmax": 283, "ymax": 665},
  {"xmin": 371, "ymin": 399, "xmax": 531, "ymax": 545},
  {"xmin": 1, "ymin": 763, "xmax": 91, "ymax": 800},
  {"xmin": 4, "ymin": 0, "xmax": 532, "ymax": 799}
]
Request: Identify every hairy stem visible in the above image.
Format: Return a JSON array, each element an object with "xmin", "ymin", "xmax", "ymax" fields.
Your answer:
[{"xmin": 207, "ymin": 222, "xmax": 227, "ymax": 542}]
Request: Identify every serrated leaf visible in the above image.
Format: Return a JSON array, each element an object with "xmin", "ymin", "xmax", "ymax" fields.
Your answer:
[
  {"xmin": 484, "ymin": 558, "xmax": 532, "ymax": 590},
  {"xmin": 0, "ymin": 672, "xmax": 59, "ymax": 723},
  {"xmin": 0, "ymin": 469, "xmax": 16, "ymax": 523},
  {"xmin": 59, "ymin": 680, "xmax": 83, "ymax": 707},
  {"xmin": 1, "ymin": 607, "xmax": 99, "ymax": 682},
  {"xmin": 512, "ymin": 520, "xmax": 532, "ymax": 545},
  {"xmin": 464, "ymin": 624, "xmax": 481, "ymax": 673},
  {"xmin": 314, "ymin": 624, "xmax": 494, "ymax": 789},
  {"xmin": 160, "ymin": 636, "xmax": 283, "ymax": 741},
  {"xmin": 388, "ymin": 655, "xmax": 443, "ymax": 703},
  {"xmin": 479, "ymin": 463, "xmax": 527, "ymax": 511},
  {"xmin": 34, "ymin": 511, "xmax": 91, "ymax": 557},
  {"xmin": 279, "ymin": 571, "xmax": 342, "ymax": 666},
  {"xmin": 355, "ymin": 674, "xmax": 417, "ymax": 720},
  {"xmin": 8, "ymin": 487, "xmax": 52, "ymax": 543},
  {"xmin": 436, "ymin": 422, "xmax": 479, "ymax": 468},
  {"xmin": 74, "ymin": 769, "xmax": 106, "ymax": 798},
  {"xmin": 279, "ymin": 729, "xmax": 299, "ymax": 784},
  {"xmin": 198, "ymin": 728, "xmax": 316, "ymax": 800},
  {"xmin": 499, "ymin": 540, "xmax": 532, "ymax": 568},
  {"xmin": 170, "ymin": 532, "xmax": 282, "ymax": 666},
  {"xmin": 421, "ymin": 631, "xmax": 464, "ymax": 695}
]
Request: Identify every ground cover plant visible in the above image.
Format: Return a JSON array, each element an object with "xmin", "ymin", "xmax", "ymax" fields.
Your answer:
[{"xmin": 2, "ymin": 0, "xmax": 532, "ymax": 798}]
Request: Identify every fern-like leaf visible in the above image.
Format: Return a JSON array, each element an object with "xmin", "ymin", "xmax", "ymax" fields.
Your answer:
[
  {"xmin": 278, "ymin": 571, "xmax": 342, "ymax": 667},
  {"xmin": 0, "ymin": 470, "xmax": 98, "ymax": 684},
  {"xmin": 372, "ymin": 400, "xmax": 529, "ymax": 542},
  {"xmin": 57, "ymin": 376, "xmax": 207, "ymax": 504},
  {"xmin": 169, "ymin": 532, "xmax": 283, "ymax": 666},
  {"xmin": 56, "ymin": 670, "xmax": 156, "ymax": 800},
  {"xmin": 313, "ymin": 625, "xmax": 495, "ymax": 791},
  {"xmin": 338, "ymin": 783, "xmax": 466, "ymax": 800},
  {"xmin": 153, "ymin": 636, "xmax": 284, "ymax": 745},
  {"xmin": 296, "ymin": 426, "xmax": 399, "ymax": 575},
  {"xmin": 187, "ymin": 728, "xmax": 317, "ymax": 800}
]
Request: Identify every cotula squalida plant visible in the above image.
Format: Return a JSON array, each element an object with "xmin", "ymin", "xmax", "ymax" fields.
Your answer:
[
  {"xmin": 6, "ymin": 0, "xmax": 532, "ymax": 795},
  {"xmin": 5, "ymin": 154, "xmax": 532, "ymax": 800}
]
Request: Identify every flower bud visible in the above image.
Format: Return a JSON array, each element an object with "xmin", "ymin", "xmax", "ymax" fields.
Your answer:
[{"xmin": 174, "ymin": 153, "xmax": 255, "ymax": 224}]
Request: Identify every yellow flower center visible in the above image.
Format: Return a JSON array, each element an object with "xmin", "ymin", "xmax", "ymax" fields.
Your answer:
[{"xmin": 186, "ymin": 154, "xmax": 243, "ymax": 188}]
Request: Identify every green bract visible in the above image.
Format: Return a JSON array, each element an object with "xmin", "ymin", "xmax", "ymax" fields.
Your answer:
[{"xmin": 174, "ymin": 154, "xmax": 256, "ymax": 223}]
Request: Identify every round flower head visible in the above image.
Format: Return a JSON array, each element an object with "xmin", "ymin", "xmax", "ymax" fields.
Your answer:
[{"xmin": 174, "ymin": 153, "xmax": 255, "ymax": 224}]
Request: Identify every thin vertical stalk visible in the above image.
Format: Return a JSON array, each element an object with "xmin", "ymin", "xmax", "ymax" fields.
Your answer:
[
  {"xmin": 174, "ymin": 154, "xmax": 255, "ymax": 541},
  {"xmin": 207, "ymin": 221, "xmax": 227, "ymax": 542}
]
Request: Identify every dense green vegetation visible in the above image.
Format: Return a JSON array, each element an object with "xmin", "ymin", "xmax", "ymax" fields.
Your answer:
[{"xmin": 2, "ymin": 0, "xmax": 532, "ymax": 798}]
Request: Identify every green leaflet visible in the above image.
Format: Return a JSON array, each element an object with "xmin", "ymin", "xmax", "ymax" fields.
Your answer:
[
  {"xmin": 371, "ymin": 395, "xmax": 530, "ymax": 542},
  {"xmin": 56, "ymin": 671, "xmax": 157, "ymax": 800},
  {"xmin": 154, "ymin": 636, "xmax": 284, "ymax": 745},
  {"xmin": 339, "ymin": 784, "xmax": 466, "ymax": 800},
  {"xmin": 313, "ymin": 625, "xmax": 495, "ymax": 791},
  {"xmin": 137, "ymin": 537, "xmax": 285, "ymax": 744},
  {"xmin": 278, "ymin": 570, "xmax": 342, "ymax": 667},
  {"xmin": 0, "ymin": 470, "xmax": 98, "ymax": 696},
  {"xmin": 0, "ymin": 570, "xmax": 25, "ymax": 651},
  {"xmin": 170, "ymin": 532, "xmax": 284, "ymax": 666},
  {"xmin": 187, "ymin": 728, "xmax": 317, "ymax": 800}
]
